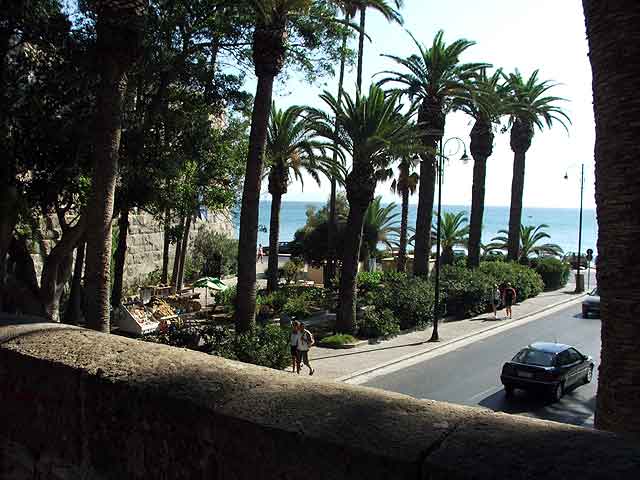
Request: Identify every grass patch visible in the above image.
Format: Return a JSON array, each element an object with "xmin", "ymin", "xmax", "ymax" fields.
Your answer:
[{"xmin": 319, "ymin": 334, "xmax": 358, "ymax": 348}]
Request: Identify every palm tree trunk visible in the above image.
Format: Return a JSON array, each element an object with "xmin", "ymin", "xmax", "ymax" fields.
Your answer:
[
  {"xmin": 65, "ymin": 239, "xmax": 85, "ymax": 325},
  {"xmin": 507, "ymin": 150, "xmax": 526, "ymax": 261},
  {"xmin": 361, "ymin": 243, "xmax": 371, "ymax": 272},
  {"xmin": 468, "ymin": 156, "xmax": 487, "ymax": 268},
  {"xmin": 111, "ymin": 203, "xmax": 130, "ymax": 307},
  {"xmin": 161, "ymin": 209, "xmax": 170, "ymax": 284},
  {"xmin": 327, "ymin": 15, "xmax": 349, "ymax": 285},
  {"xmin": 171, "ymin": 216, "xmax": 184, "ymax": 291},
  {"xmin": 235, "ymin": 74, "xmax": 276, "ymax": 333},
  {"xmin": 84, "ymin": 2, "xmax": 146, "ymax": 332},
  {"xmin": 397, "ymin": 184, "xmax": 409, "ymax": 272},
  {"xmin": 176, "ymin": 212, "xmax": 191, "ymax": 291},
  {"xmin": 356, "ymin": 8, "xmax": 366, "ymax": 91},
  {"xmin": 267, "ymin": 191, "xmax": 282, "ymax": 292},
  {"xmin": 413, "ymin": 157, "xmax": 436, "ymax": 276},
  {"xmin": 336, "ymin": 200, "xmax": 368, "ymax": 333},
  {"xmin": 584, "ymin": 0, "xmax": 640, "ymax": 437}
]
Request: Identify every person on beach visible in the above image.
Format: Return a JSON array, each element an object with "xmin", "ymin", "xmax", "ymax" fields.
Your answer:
[
  {"xmin": 503, "ymin": 282, "xmax": 517, "ymax": 319},
  {"xmin": 257, "ymin": 244, "xmax": 264, "ymax": 263},
  {"xmin": 289, "ymin": 321, "xmax": 300, "ymax": 372},
  {"xmin": 491, "ymin": 283, "xmax": 501, "ymax": 319},
  {"xmin": 296, "ymin": 322, "xmax": 315, "ymax": 375}
]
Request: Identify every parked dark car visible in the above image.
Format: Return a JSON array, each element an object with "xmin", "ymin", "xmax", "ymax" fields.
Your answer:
[
  {"xmin": 262, "ymin": 241, "xmax": 293, "ymax": 256},
  {"xmin": 563, "ymin": 252, "xmax": 588, "ymax": 270},
  {"xmin": 500, "ymin": 342, "xmax": 594, "ymax": 402},
  {"xmin": 582, "ymin": 288, "xmax": 600, "ymax": 317}
]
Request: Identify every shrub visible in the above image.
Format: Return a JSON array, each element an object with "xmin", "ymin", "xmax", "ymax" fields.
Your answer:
[
  {"xmin": 191, "ymin": 230, "xmax": 239, "ymax": 278},
  {"xmin": 358, "ymin": 307, "xmax": 400, "ymax": 338},
  {"xmin": 282, "ymin": 294, "xmax": 311, "ymax": 320},
  {"xmin": 373, "ymin": 272, "xmax": 437, "ymax": 330},
  {"xmin": 257, "ymin": 289, "xmax": 289, "ymax": 314},
  {"xmin": 479, "ymin": 261, "xmax": 544, "ymax": 301},
  {"xmin": 357, "ymin": 271, "xmax": 383, "ymax": 293},
  {"xmin": 319, "ymin": 334, "xmax": 357, "ymax": 347},
  {"xmin": 216, "ymin": 285, "xmax": 237, "ymax": 309},
  {"xmin": 440, "ymin": 265, "xmax": 494, "ymax": 319},
  {"xmin": 533, "ymin": 257, "xmax": 570, "ymax": 290},
  {"xmin": 282, "ymin": 258, "xmax": 304, "ymax": 284},
  {"xmin": 231, "ymin": 324, "xmax": 290, "ymax": 369}
]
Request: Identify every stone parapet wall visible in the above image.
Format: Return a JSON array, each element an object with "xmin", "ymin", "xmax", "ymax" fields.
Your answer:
[{"xmin": 1, "ymin": 318, "xmax": 639, "ymax": 480}]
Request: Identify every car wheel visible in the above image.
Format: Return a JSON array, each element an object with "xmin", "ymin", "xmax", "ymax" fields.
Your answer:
[
  {"xmin": 551, "ymin": 382, "xmax": 564, "ymax": 403},
  {"xmin": 584, "ymin": 366, "xmax": 594, "ymax": 384},
  {"xmin": 582, "ymin": 308, "xmax": 589, "ymax": 318},
  {"xmin": 504, "ymin": 385, "xmax": 515, "ymax": 397}
]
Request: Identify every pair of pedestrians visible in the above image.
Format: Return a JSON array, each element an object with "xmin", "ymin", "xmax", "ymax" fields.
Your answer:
[
  {"xmin": 289, "ymin": 321, "xmax": 314, "ymax": 375},
  {"xmin": 491, "ymin": 282, "xmax": 517, "ymax": 319}
]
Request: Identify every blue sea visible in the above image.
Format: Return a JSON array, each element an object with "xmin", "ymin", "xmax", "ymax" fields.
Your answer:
[{"xmin": 242, "ymin": 201, "xmax": 598, "ymax": 257}]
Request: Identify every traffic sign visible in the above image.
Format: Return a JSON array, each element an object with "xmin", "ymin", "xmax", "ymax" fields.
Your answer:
[{"xmin": 586, "ymin": 248, "xmax": 593, "ymax": 262}]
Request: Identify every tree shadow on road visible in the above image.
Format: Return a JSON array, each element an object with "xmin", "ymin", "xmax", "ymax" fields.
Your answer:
[{"xmin": 478, "ymin": 387, "xmax": 596, "ymax": 428}]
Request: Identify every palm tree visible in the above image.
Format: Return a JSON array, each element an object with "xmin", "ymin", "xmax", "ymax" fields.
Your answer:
[
  {"xmin": 503, "ymin": 70, "xmax": 571, "ymax": 261},
  {"xmin": 432, "ymin": 211, "xmax": 468, "ymax": 266},
  {"xmin": 583, "ymin": 0, "xmax": 640, "ymax": 437},
  {"xmin": 327, "ymin": 0, "xmax": 403, "ymax": 283},
  {"xmin": 235, "ymin": 0, "xmax": 311, "ymax": 333},
  {"xmin": 391, "ymin": 156, "xmax": 418, "ymax": 272},
  {"xmin": 488, "ymin": 224, "xmax": 563, "ymax": 264},
  {"xmin": 307, "ymin": 84, "xmax": 417, "ymax": 332},
  {"xmin": 264, "ymin": 104, "xmax": 338, "ymax": 292},
  {"xmin": 361, "ymin": 196, "xmax": 400, "ymax": 271},
  {"xmin": 378, "ymin": 30, "xmax": 488, "ymax": 276},
  {"xmin": 83, "ymin": 0, "xmax": 148, "ymax": 332},
  {"xmin": 456, "ymin": 69, "xmax": 508, "ymax": 269}
]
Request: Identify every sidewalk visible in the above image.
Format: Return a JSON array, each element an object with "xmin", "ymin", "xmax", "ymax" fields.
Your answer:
[{"xmin": 309, "ymin": 280, "xmax": 589, "ymax": 382}]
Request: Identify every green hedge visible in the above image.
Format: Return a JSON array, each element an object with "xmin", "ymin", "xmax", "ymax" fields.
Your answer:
[
  {"xmin": 440, "ymin": 266, "xmax": 494, "ymax": 319},
  {"xmin": 319, "ymin": 334, "xmax": 357, "ymax": 347},
  {"xmin": 479, "ymin": 261, "xmax": 544, "ymax": 301},
  {"xmin": 372, "ymin": 272, "xmax": 439, "ymax": 330},
  {"xmin": 358, "ymin": 307, "xmax": 400, "ymax": 338},
  {"xmin": 532, "ymin": 257, "xmax": 571, "ymax": 290}
]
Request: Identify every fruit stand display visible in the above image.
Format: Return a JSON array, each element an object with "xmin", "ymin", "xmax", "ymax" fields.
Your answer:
[{"xmin": 116, "ymin": 297, "xmax": 180, "ymax": 336}]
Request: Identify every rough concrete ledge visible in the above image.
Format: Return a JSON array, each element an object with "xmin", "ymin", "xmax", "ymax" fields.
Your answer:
[{"xmin": 0, "ymin": 320, "xmax": 638, "ymax": 480}]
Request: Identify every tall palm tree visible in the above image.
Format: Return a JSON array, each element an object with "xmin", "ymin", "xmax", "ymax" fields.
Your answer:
[
  {"xmin": 307, "ymin": 84, "xmax": 417, "ymax": 332},
  {"xmin": 488, "ymin": 224, "xmax": 563, "ymax": 264},
  {"xmin": 456, "ymin": 69, "xmax": 508, "ymax": 269},
  {"xmin": 327, "ymin": 0, "xmax": 403, "ymax": 283},
  {"xmin": 503, "ymin": 70, "xmax": 570, "ymax": 261},
  {"xmin": 583, "ymin": 0, "xmax": 640, "ymax": 437},
  {"xmin": 391, "ymin": 156, "xmax": 418, "ymax": 272},
  {"xmin": 432, "ymin": 211, "xmax": 468, "ymax": 266},
  {"xmin": 235, "ymin": 0, "xmax": 311, "ymax": 333},
  {"xmin": 84, "ymin": 0, "xmax": 148, "ymax": 332},
  {"xmin": 264, "ymin": 104, "xmax": 339, "ymax": 292},
  {"xmin": 361, "ymin": 196, "xmax": 400, "ymax": 271},
  {"xmin": 378, "ymin": 30, "xmax": 488, "ymax": 277}
]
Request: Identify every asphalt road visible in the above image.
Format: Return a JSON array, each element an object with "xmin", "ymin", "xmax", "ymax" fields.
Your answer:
[{"xmin": 364, "ymin": 303, "xmax": 601, "ymax": 428}]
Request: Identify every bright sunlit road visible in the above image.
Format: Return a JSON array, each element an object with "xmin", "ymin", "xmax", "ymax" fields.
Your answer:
[{"xmin": 364, "ymin": 303, "xmax": 600, "ymax": 428}]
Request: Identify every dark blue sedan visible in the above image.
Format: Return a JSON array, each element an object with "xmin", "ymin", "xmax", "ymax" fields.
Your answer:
[{"xmin": 500, "ymin": 342, "xmax": 595, "ymax": 402}]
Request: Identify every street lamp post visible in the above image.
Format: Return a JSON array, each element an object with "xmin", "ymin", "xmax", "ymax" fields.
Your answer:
[
  {"xmin": 430, "ymin": 137, "xmax": 468, "ymax": 342},
  {"xmin": 565, "ymin": 163, "xmax": 585, "ymax": 293}
]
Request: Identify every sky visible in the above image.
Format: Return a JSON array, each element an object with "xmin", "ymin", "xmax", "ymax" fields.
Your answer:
[{"xmin": 254, "ymin": 0, "xmax": 596, "ymax": 209}]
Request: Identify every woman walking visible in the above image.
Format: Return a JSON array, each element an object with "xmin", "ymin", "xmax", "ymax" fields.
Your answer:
[
  {"xmin": 289, "ymin": 321, "xmax": 300, "ymax": 372},
  {"xmin": 503, "ymin": 282, "xmax": 517, "ymax": 319},
  {"xmin": 491, "ymin": 284, "xmax": 501, "ymax": 319},
  {"xmin": 296, "ymin": 322, "xmax": 315, "ymax": 375}
]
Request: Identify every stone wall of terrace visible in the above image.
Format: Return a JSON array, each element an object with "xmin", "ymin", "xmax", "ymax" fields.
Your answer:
[{"xmin": 1, "ymin": 318, "xmax": 639, "ymax": 480}]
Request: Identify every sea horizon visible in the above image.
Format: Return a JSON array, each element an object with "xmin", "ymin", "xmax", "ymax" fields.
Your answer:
[{"xmin": 232, "ymin": 200, "xmax": 599, "ymax": 257}]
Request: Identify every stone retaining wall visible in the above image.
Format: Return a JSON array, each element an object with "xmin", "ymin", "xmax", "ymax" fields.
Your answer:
[
  {"xmin": 1, "ymin": 319, "xmax": 639, "ymax": 480},
  {"xmin": 31, "ymin": 210, "xmax": 235, "ymax": 287}
]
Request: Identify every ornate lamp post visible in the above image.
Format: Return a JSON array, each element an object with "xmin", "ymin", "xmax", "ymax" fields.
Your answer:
[{"xmin": 430, "ymin": 137, "xmax": 469, "ymax": 342}]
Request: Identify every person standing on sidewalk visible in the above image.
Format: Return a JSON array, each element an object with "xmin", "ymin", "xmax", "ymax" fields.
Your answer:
[
  {"xmin": 296, "ymin": 322, "xmax": 315, "ymax": 375},
  {"xmin": 289, "ymin": 321, "xmax": 300, "ymax": 372},
  {"xmin": 503, "ymin": 282, "xmax": 517, "ymax": 319},
  {"xmin": 491, "ymin": 284, "xmax": 501, "ymax": 319},
  {"xmin": 257, "ymin": 244, "xmax": 264, "ymax": 263}
]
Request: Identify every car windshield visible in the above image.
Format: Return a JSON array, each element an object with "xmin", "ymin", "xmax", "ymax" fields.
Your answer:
[
  {"xmin": 512, "ymin": 348, "xmax": 556, "ymax": 367},
  {"xmin": 590, "ymin": 288, "xmax": 599, "ymax": 296}
]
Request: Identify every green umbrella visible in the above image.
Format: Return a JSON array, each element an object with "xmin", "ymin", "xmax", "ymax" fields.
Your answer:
[{"xmin": 193, "ymin": 277, "xmax": 227, "ymax": 306}]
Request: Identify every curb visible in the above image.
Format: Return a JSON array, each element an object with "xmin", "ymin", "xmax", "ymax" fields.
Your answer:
[{"xmin": 335, "ymin": 292, "xmax": 588, "ymax": 383}]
